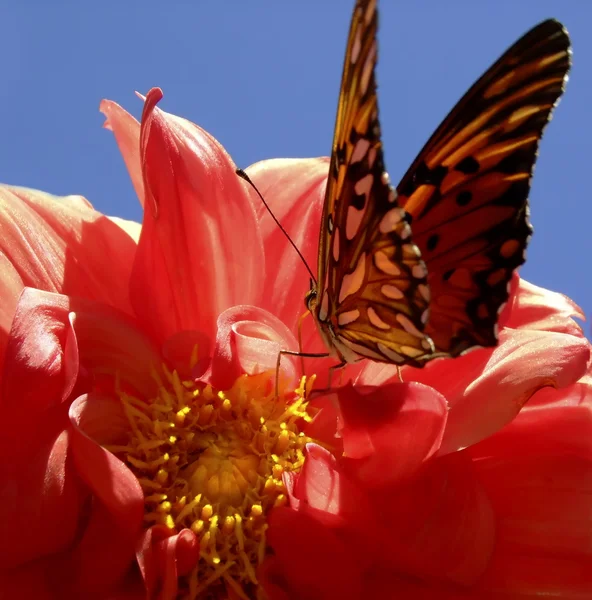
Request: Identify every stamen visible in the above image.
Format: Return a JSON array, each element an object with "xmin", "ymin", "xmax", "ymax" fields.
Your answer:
[{"xmin": 109, "ymin": 367, "xmax": 317, "ymax": 598}]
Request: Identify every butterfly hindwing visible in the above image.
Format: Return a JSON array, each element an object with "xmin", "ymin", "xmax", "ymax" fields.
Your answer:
[
  {"xmin": 396, "ymin": 19, "xmax": 571, "ymax": 356},
  {"xmin": 309, "ymin": 0, "xmax": 434, "ymax": 365}
]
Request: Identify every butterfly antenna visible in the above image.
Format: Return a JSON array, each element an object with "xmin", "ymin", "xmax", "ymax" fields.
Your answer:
[{"xmin": 236, "ymin": 168, "xmax": 317, "ymax": 284}]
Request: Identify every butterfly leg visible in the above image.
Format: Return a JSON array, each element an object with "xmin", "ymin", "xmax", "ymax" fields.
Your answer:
[{"xmin": 275, "ymin": 349, "xmax": 330, "ymax": 399}]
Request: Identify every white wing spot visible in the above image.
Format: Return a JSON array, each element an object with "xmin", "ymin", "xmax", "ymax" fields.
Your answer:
[
  {"xmin": 337, "ymin": 336, "xmax": 383, "ymax": 361},
  {"xmin": 400, "ymin": 226, "xmax": 411, "ymax": 240},
  {"xmin": 388, "ymin": 189, "xmax": 397, "ymax": 203},
  {"xmin": 381, "ymin": 284, "xmax": 404, "ymax": 300},
  {"xmin": 377, "ymin": 343, "xmax": 405, "ymax": 363},
  {"xmin": 327, "ymin": 215, "xmax": 334, "ymax": 234},
  {"xmin": 412, "ymin": 263, "xmax": 428, "ymax": 279},
  {"xmin": 381, "ymin": 171, "xmax": 390, "ymax": 185},
  {"xmin": 360, "ymin": 41, "xmax": 377, "ymax": 96},
  {"xmin": 338, "ymin": 309, "xmax": 360, "ymax": 326},
  {"xmin": 351, "ymin": 137, "xmax": 370, "ymax": 163},
  {"xmin": 374, "ymin": 250, "xmax": 400, "ymax": 276},
  {"xmin": 396, "ymin": 313, "xmax": 424, "ymax": 339},
  {"xmin": 367, "ymin": 306, "xmax": 390, "ymax": 330},
  {"xmin": 339, "ymin": 253, "xmax": 366, "ymax": 302},
  {"xmin": 332, "ymin": 227, "xmax": 340, "ymax": 262},
  {"xmin": 379, "ymin": 207, "xmax": 404, "ymax": 234}
]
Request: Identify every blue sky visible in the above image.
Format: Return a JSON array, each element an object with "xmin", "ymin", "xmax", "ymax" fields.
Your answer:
[{"xmin": 1, "ymin": 1, "xmax": 591, "ymax": 322}]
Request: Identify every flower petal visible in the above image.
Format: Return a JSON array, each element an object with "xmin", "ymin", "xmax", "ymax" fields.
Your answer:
[
  {"xmin": 0, "ymin": 185, "xmax": 137, "ymax": 334},
  {"xmin": 137, "ymin": 528, "xmax": 199, "ymax": 600},
  {"xmin": 264, "ymin": 507, "xmax": 363, "ymax": 600},
  {"xmin": 471, "ymin": 368, "xmax": 592, "ymax": 461},
  {"xmin": 377, "ymin": 452, "xmax": 495, "ymax": 586},
  {"xmin": 245, "ymin": 158, "xmax": 328, "ymax": 333},
  {"xmin": 288, "ymin": 444, "xmax": 377, "ymax": 537},
  {"xmin": 1, "ymin": 288, "xmax": 79, "ymax": 456},
  {"xmin": 68, "ymin": 393, "xmax": 145, "ymax": 594},
  {"xmin": 202, "ymin": 305, "xmax": 300, "ymax": 391},
  {"xmin": 437, "ymin": 327, "xmax": 590, "ymax": 454},
  {"xmin": 474, "ymin": 454, "xmax": 592, "ymax": 597},
  {"xmin": 0, "ymin": 429, "xmax": 85, "ymax": 569},
  {"xmin": 337, "ymin": 382, "xmax": 448, "ymax": 485},
  {"xmin": 505, "ymin": 275, "xmax": 586, "ymax": 333},
  {"xmin": 131, "ymin": 88, "xmax": 265, "ymax": 345},
  {"xmin": 100, "ymin": 99, "xmax": 145, "ymax": 207}
]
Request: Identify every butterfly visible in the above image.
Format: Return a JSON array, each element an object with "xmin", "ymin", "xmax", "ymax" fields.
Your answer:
[{"xmin": 305, "ymin": 0, "xmax": 571, "ymax": 367}]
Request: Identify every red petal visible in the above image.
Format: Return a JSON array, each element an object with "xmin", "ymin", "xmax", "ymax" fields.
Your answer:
[
  {"xmin": 136, "ymin": 527, "xmax": 199, "ymax": 600},
  {"xmin": 131, "ymin": 88, "xmax": 265, "ymax": 345},
  {"xmin": 378, "ymin": 452, "xmax": 495, "ymax": 586},
  {"xmin": 337, "ymin": 382, "xmax": 448, "ymax": 485},
  {"xmin": 438, "ymin": 327, "xmax": 589, "ymax": 454},
  {"xmin": 245, "ymin": 158, "xmax": 327, "ymax": 334},
  {"xmin": 1, "ymin": 289, "xmax": 79, "ymax": 457},
  {"xmin": 0, "ymin": 429, "xmax": 85, "ymax": 569},
  {"xmin": 264, "ymin": 507, "xmax": 363, "ymax": 600},
  {"xmin": 67, "ymin": 294, "xmax": 162, "ymax": 399},
  {"xmin": 471, "ymin": 369, "xmax": 592, "ymax": 462},
  {"xmin": 505, "ymin": 275, "xmax": 586, "ymax": 333},
  {"xmin": 100, "ymin": 99, "xmax": 145, "ymax": 207},
  {"xmin": 290, "ymin": 444, "xmax": 376, "ymax": 536},
  {"xmin": 68, "ymin": 394, "xmax": 144, "ymax": 593},
  {"xmin": 202, "ymin": 305, "xmax": 300, "ymax": 390},
  {"xmin": 0, "ymin": 185, "xmax": 137, "ymax": 325},
  {"xmin": 475, "ymin": 454, "xmax": 592, "ymax": 560}
]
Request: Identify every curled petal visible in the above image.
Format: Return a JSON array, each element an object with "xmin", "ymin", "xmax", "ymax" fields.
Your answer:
[
  {"xmin": 505, "ymin": 275, "xmax": 586, "ymax": 333},
  {"xmin": 246, "ymin": 158, "xmax": 328, "ymax": 332},
  {"xmin": 202, "ymin": 305, "xmax": 299, "ymax": 391},
  {"xmin": 137, "ymin": 527, "xmax": 199, "ymax": 600},
  {"xmin": 131, "ymin": 88, "xmax": 264, "ymax": 345},
  {"xmin": 437, "ymin": 327, "xmax": 589, "ymax": 454},
  {"xmin": 100, "ymin": 99, "xmax": 144, "ymax": 206},
  {"xmin": 470, "ymin": 365, "xmax": 592, "ymax": 459},
  {"xmin": 337, "ymin": 382, "xmax": 448, "ymax": 485},
  {"xmin": 287, "ymin": 444, "xmax": 377, "ymax": 539},
  {"xmin": 1, "ymin": 289, "xmax": 79, "ymax": 457}
]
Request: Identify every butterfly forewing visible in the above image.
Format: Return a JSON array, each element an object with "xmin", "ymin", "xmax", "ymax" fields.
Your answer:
[
  {"xmin": 309, "ymin": 0, "xmax": 434, "ymax": 365},
  {"xmin": 397, "ymin": 19, "xmax": 571, "ymax": 356}
]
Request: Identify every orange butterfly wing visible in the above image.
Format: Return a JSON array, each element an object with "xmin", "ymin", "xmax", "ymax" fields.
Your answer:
[
  {"xmin": 397, "ymin": 19, "xmax": 571, "ymax": 355},
  {"xmin": 307, "ymin": 0, "xmax": 434, "ymax": 366}
]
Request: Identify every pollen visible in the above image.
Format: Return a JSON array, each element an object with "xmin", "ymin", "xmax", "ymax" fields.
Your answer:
[{"xmin": 110, "ymin": 363, "xmax": 315, "ymax": 599}]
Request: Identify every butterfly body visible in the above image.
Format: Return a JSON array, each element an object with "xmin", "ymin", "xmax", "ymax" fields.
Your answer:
[{"xmin": 308, "ymin": 0, "xmax": 571, "ymax": 367}]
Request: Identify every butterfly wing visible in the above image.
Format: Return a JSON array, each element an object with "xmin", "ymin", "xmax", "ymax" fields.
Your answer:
[
  {"xmin": 397, "ymin": 19, "xmax": 571, "ymax": 355},
  {"xmin": 309, "ymin": 0, "xmax": 435, "ymax": 365}
]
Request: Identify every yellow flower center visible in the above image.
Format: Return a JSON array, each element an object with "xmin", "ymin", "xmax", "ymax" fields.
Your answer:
[{"xmin": 109, "ymin": 363, "xmax": 315, "ymax": 599}]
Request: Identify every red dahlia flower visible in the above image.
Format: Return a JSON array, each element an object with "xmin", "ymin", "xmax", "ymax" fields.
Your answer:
[{"xmin": 0, "ymin": 88, "xmax": 590, "ymax": 600}]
